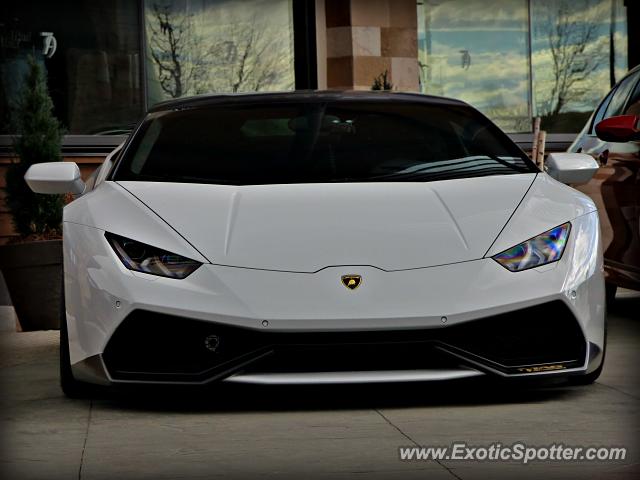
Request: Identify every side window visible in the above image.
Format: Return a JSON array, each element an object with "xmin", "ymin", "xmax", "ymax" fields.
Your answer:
[
  {"xmin": 602, "ymin": 72, "xmax": 640, "ymax": 119},
  {"xmin": 623, "ymin": 80, "xmax": 640, "ymax": 116},
  {"xmin": 590, "ymin": 88, "xmax": 616, "ymax": 134}
]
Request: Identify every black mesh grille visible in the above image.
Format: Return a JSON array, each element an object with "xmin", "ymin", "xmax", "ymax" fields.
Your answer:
[
  {"xmin": 102, "ymin": 312, "xmax": 269, "ymax": 382},
  {"xmin": 102, "ymin": 301, "xmax": 586, "ymax": 382},
  {"xmin": 440, "ymin": 301, "xmax": 587, "ymax": 370}
]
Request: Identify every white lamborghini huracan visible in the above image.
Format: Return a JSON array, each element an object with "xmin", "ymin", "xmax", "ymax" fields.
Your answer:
[{"xmin": 25, "ymin": 91, "xmax": 605, "ymax": 397}]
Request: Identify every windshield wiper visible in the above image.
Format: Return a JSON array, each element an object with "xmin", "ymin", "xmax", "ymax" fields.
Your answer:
[
  {"xmin": 473, "ymin": 152, "xmax": 532, "ymax": 173},
  {"xmin": 365, "ymin": 156, "xmax": 524, "ymax": 182}
]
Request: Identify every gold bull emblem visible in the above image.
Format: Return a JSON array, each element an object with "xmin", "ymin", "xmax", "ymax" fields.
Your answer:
[{"xmin": 341, "ymin": 275, "xmax": 362, "ymax": 290}]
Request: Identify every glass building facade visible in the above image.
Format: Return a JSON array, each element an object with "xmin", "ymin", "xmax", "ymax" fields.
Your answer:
[
  {"xmin": 1, "ymin": 0, "xmax": 143, "ymax": 135},
  {"xmin": 0, "ymin": 0, "xmax": 299, "ymax": 135},
  {"xmin": 0, "ymin": 0, "xmax": 633, "ymax": 137},
  {"xmin": 144, "ymin": 0, "xmax": 295, "ymax": 106},
  {"xmin": 418, "ymin": 0, "xmax": 628, "ymax": 133}
]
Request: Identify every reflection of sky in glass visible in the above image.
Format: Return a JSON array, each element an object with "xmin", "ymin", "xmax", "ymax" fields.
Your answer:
[
  {"xmin": 418, "ymin": 0, "xmax": 531, "ymax": 133},
  {"xmin": 418, "ymin": 0, "xmax": 628, "ymax": 133}
]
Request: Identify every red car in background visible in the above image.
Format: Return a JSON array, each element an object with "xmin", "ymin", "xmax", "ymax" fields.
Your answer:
[{"xmin": 568, "ymin": 65, "xmax": 640, "ymax": 302}]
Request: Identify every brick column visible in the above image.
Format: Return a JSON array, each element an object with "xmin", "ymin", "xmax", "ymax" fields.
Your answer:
[{"xmin": 325, "ymin": 0, "xmax": 418, "ymax": 91}]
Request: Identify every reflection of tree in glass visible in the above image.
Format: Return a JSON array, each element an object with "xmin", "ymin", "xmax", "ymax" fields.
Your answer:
[
  {"xmin": 538, "ymin": 0, "xmax": 605, "ymax": 118},
  {"xmin": 207, "ymin": 15, "xmax": 294, "ymax": 93},
  {"xmin": 147, "ymin": 2, "xmax": 211, "ymax": 98},
  {"xmin": 148, "ymin": 2, "xmax": 293, "ymax": 98},
  {"xmin": 484, "ymin": 104, "xmax": 532, "ymax": 133}
]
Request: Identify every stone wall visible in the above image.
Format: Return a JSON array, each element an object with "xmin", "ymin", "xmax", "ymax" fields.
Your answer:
[{"xmin": 325, "ymin": 0, "xmax": 419, "ymax": 91}]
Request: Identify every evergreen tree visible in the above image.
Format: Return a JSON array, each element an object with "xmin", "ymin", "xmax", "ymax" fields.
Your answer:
[{"xmin": 6, "ymin": 55, "xmax": 64, "ymax": 238}]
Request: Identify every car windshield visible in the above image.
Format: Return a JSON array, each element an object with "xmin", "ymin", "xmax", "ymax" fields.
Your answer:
[{"xmin": 114, "ymin": 100, "xmax": 536, "ymax": 185}]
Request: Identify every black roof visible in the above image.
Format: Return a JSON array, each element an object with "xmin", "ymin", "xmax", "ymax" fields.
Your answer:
[{"xmin": 148, "ymin": 90, "xmax": 468, "ymax": 113}]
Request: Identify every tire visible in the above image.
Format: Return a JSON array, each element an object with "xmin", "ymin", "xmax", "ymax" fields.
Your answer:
[
  {"xmin": 60, "ymin": 280, "xmax": 93, "ymax": 398},
  {"xmin": 569, "ymin": 360, "xmax": 604, "ymax": 385},
  {"xmin": 605, "ymin": 282, "xmax": 617, "ymax": 307}
]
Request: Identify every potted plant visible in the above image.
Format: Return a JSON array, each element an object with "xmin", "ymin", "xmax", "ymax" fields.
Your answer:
[{"xmin": 0, "ymin": 56, "xmax": 65, "ymax": 331}]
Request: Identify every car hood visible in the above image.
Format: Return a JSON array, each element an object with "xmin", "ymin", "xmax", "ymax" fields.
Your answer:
[{"xmin": 118, "ymin": 174, "xmax": 536, "ymax": 272}]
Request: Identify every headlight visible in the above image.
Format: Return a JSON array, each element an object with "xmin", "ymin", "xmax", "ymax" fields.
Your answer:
[
  {"xmin": 105, "ymin": 233, "xmax": 201, "ymax": 279},
  {"xmin": 492, "ymin": 223, "xmax": 571, "ymax": 272}
]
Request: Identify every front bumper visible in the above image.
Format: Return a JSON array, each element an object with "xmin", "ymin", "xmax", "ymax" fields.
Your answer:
[
  {"xmin": 64, "ymin": 212, "xmax": 605, "ymax": 386},
  {"xmin": 93, "ymin": 301, "xmax": 587, "ymax": 385}
]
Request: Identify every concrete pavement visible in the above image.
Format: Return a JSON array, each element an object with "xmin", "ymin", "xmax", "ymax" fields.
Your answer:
[{"xmin": 1, "ymin": 291, "xmax": 638, "ymax": 479}]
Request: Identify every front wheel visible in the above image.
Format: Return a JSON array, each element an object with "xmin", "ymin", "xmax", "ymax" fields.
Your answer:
[
  {"xmin": 605, "ymin": 282, "xmax": 617, "ymax": 307},
  {"xmin": 569, "ymin": 360, "xmax": 604, "ymax": 385}
]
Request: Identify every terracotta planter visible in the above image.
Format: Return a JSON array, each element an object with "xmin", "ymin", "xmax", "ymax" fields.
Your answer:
[{"xmin": 0, "ymin": 240, "xmax": 62, "ymax": 331}]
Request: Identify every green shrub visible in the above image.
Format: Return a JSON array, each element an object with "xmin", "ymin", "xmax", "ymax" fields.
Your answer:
[{"xmin": 5, "ymin": 55, "xmax": 64, "ymax": 239}]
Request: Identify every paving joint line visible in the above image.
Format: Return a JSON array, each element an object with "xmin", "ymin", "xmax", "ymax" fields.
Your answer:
[
  {"xmin": 374, "ymin": 408, "xmax": 464, "ymax": 480},
  {"xmin": 78, "ymin": 399, "xmax": 93, "ymax": 480},
  {"xmin": 595, "ymin": 381, "xmax": 640, "ymax": 400}
]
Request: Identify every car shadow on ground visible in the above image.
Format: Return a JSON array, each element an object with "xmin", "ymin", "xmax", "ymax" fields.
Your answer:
[{"xmin": 91, "ymin": 369, "xmax": 588, "ymax": 414}]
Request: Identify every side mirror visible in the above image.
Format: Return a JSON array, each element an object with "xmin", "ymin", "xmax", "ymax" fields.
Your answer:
[
  {"xmin": 595, "ymin": 115, "xmax": 640, "ymax": 143},
  {"xmin": 24, "ymin": 162, "xmax": 85, "ymax": 195},
  {"xmin": 545, "ymin": 153, "xmax": 599, "ymax": 185}
]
